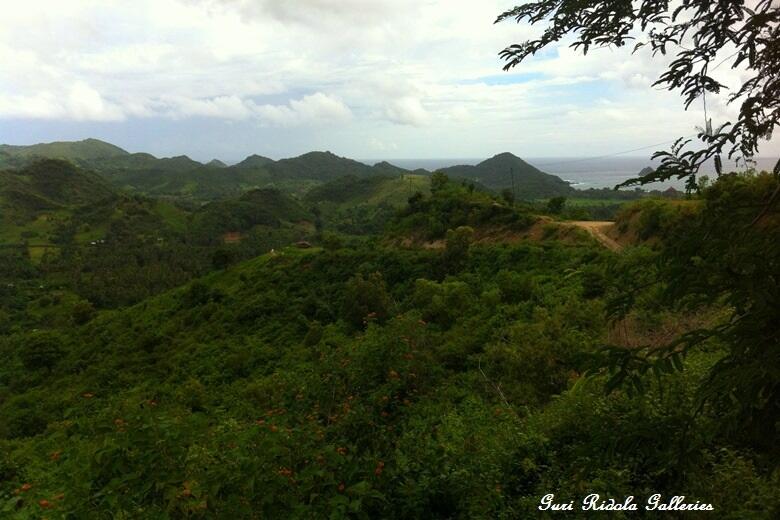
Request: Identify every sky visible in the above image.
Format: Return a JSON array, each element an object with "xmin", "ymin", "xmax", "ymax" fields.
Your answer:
[{"xmin": 1, "ymin": 0, "xmax": 778, "ymax": 162}]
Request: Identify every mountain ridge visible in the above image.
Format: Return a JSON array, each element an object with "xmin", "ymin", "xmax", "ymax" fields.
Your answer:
[{"xmin": 1, "ymin": 139, "xmax": 575, "ymax": 198}]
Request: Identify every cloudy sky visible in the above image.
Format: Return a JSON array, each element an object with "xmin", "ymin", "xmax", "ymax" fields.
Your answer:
[{"xmin": 1, "ymin": 0, "xmax": 777, "ymax": 162}]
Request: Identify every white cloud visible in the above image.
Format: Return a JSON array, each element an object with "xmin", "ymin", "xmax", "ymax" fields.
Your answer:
[
  {"xmin": 167, "ymin": 95, "xmax": 254, "ymax": 120},
  {"xmin": 0, "ymin": 0, "xmax": 777, "ymax": 157},
  {"xmin": 0, "ymin": 82, "xmax": 125, "ymax": 121},
  {"xmin": 254, "ymin": 93, "xmax": 352, "ymax": 126},
  {"xmin": 385, "ymin": 97, "xmax": 430, "ymax": 127},
  {"xmin": 368, "ymin": 137, "xmax": 398, "ymax": 152},
  {"xmin": 66, "ymin": 82, "xmax": 126, "ymax": 121}
]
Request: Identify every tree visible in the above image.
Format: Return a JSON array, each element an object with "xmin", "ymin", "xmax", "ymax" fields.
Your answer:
[
  {"xmin": 442, "ymin": 226, "xmax": 474, "ymax": 274},
  {"xmin": 496, "ymin": 1, "xmax": 780, "ymax": 190},
  {"xmin": 430, "ymin": 171, "xmax": 449, "ymax": 193},
  {"xmin": 603, "ymin": 174, "xmax": 780, "ymax": 444},
  {"xmin": 18, "ymin": 331, "xmax": 64, "ymax": 372},
  {"xmin": 546, "ymin": 196, "xmax": 566, "ymax": 214},
  {"xmin": 341, "ymin": 272, "xmax": 392, "ymax": 329},
  {"xmin": 496, "ymin": 1, "xmax": 780, "ymax": 441},
  {"xmin": 500, "ymin": 188, "xmax": 515, "ymax": 205},
  {"xmin": 211, "ymin": 248, "xmax": 236, "ymax": 270}
]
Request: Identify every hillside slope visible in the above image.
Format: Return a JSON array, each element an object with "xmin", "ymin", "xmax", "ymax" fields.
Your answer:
[
  {"xmin": 0, "ymin": 138, "xmax": 128, "ymax": 162},
  {"xmin": 0, "ymin": 159, "xmax": 113, "ymax": 220},
  {"xmin": 441, "ymin": 152, "xmax": 573, "ymax": 198}
]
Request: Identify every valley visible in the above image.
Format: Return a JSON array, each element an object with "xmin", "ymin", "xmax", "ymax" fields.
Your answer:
[{"xmin": 0, "ymin": 140, "xmax": 777, "ymax": 518}]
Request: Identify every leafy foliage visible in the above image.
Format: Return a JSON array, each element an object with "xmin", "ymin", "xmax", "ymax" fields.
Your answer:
[
  {"xmin": 602, "ymin": 173, "xmax": 780, "ymax": 447},
  {"xmin": 0, "ymin": 149, "xmax": 777, "ymax": 517},
  {"xmin": 497, "ymin": 0, "xmax": 780, "ymax": 180}
]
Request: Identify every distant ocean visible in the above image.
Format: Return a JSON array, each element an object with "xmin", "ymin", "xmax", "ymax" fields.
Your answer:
[{"xmin": 362, "ymin": 156, "xmax": 779, "ymax": 191}]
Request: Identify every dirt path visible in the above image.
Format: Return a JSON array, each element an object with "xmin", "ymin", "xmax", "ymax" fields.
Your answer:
[{"xmin": 566, "ymin": 221, "xmax": 622, "ymax": 251}]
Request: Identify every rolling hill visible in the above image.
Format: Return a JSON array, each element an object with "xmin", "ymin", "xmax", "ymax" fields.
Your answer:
[
  {"xmin": 0, "ymin": 139, "xmax": 583, "ymax": 201},
  {"xmin": 190, "ymin": 188, "xmax": 314, "ymax": 242},
  {"xmin": 267, "ymin": 151, "xmax": 381, "ymax": 182},
  {"xmin": 0, "ymin": 159, "xmax": 113, "ymax": 218},
  {"xmin": 440, "ymin": 152, "xmax": 573, "ymax": 198},
  {"xmin": 305, "ymin": 174, "xmax": 428, "ymax": 207},
  {"xmin": 0, "ymin": 138, "xmax": 129, "ymax": 163}
]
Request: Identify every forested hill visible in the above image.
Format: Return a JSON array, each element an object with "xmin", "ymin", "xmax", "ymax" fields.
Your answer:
[
  {"xmin": 440, "ymin": 152, "xmax": 574, "ymax": 198},
  {"xmin": 0, "ymin": 138, "xmax": 128, "ymax": 163},
  {"xmin": 0, "ymin": 171, "xmax": 777, "ymax": 517},
  {"xmin": 0, "ymin": 159, "xmax": 113, "ymax": 217},
  {"xmin": 0, "ymin": 139, "xmax": 578, "ymax": 200}
]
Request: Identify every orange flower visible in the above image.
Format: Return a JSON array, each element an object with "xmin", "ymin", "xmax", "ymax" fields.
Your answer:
[
  {"xmin": 336, "ymin": 447, "xmax": 347, "ymax": 456},
  {"xmin": 374, "ymin": 461, "xmax": 385, "ymax": 476},
  {"xmin": 50, "ymin": 451, "xmax": 62, "ymax": 461},
  {"xmin": 39, "ymin": 499, "xmax": 52, "ymax": 509},
  {"xmin": 20, "ymin": 483, "xmax": 32, "ymax": 492}
]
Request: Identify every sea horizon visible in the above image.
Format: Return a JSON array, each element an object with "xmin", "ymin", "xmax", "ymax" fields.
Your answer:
[{"xmin": 359, "ymin": 156, "xmax": 779, "ymax": 190}]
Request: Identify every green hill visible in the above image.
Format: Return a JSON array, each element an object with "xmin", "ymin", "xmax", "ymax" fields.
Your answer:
[
  {"xmin": 234, "ymin": 154, "xmax": 274, "ymax": 169},
  {"xmin": 0, "ymin": 139, "xmax": 574, "ymax": 202},
  {"xmin": 0, "ymin": 167, "xmax": 775, "ymax": 517},
  {"xmin": 105, "ymin": 162, "xmax": 270, "ymax": 199},
  {"xmin": 303, "ymin": 174, "xmax": 430, "ymax": 235},
  {"xmin": 370, "ymin": 161, "xmax": 423, "ymax": 177},
  {"xmin": 0, "ymin": 159, "xmax": 113, "ymax": 218},
  {"xmin": 0, "ymin": 138, "xmax": 128, "ymax": 162},
  {"xmin": 190, "ymin": 188, "xmax": 313, "ymax": 242},
  {"xmin": 0, "ymin": 216, "xmax": 614, "ymax": 517},
  {"xmin": 440, "ymin": 152, "xmax": 573, "ymax": 198},
  {"xmin": 305, "ymin": 174, "xmax": 427, "ymax": 206},
  {"xmin": 266, "ymin": 151, "xmax": 380, "ymax": 182}
]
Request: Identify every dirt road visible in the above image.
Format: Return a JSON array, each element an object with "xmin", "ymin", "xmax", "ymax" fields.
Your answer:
[{"xmin": 566, "ymin": 221, "xmax": 622, "ymax": 251}]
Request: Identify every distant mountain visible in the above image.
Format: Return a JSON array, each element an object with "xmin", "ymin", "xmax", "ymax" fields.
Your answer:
[
  {"xmin": 0, "ymin": 159, "xmax": 118, "ymax": 244},
  {"xmin": 0, "ymin": 139, "xmax": 578, "ymax": 201},
  {"xmin": 1, "ymin": 159, "xmax": 113, "ymax": 213},
  {"xmin": 371, "ymin": 161, "xmax": 415, "ymax": 177},
  {"xmin": 234, "ymin": 154, "xmax": 274, "ymax": 169},
  {"xmin": 440, "ymin": 152, "xmax": 573, "ymax": 198},
  {"xmin": 266, "ymin": 151, "xmax": 380, "ymax": 182},
  {"xmin": 0, "ymin": 138, "xmax": 129, "ymax": 162}
]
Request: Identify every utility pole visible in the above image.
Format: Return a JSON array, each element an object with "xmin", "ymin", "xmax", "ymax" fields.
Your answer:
[{"xmin": 510, "ymin": 167, "xmax": 516, "ymax": 206}]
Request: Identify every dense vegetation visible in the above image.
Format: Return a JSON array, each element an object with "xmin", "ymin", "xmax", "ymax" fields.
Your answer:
[
  {"xmin": 0, "ymin": 139, "xmax": 667, "ymax": 205},
  {"xmin": 0, "ymin": 158, "xmax": 777, "ymax": 517}
]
